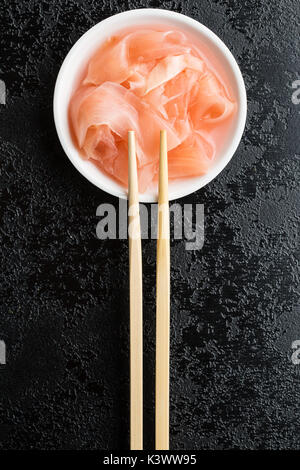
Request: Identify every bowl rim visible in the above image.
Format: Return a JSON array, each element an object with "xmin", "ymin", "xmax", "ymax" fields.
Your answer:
[{"xmin": 53, "ymin": 8, "xmax": 247, "ymax": 202}]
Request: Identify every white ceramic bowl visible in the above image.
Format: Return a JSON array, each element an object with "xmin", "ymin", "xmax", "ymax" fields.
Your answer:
[{"xmin": 53, "ymin": 8, "xmax": 247, "ymax": 202}]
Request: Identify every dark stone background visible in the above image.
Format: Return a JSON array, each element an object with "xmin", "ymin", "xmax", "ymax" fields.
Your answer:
[{"xmin": 0, "ymin": 0, "xmax": 299, "ymax": 450}]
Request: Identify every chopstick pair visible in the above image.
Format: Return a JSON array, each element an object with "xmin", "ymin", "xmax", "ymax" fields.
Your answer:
[{"xmin": 128, "ymin": 130, "xmax": 170, "ymax": 451}]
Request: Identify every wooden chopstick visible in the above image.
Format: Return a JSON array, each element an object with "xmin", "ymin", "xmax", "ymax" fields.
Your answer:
[
  {"xmin": 128, "ymin": 130, "xmax": 143, "ymax": 450},
  {"xmin": 155, "ymin": 130, "xmax": 170, "ymax": 450}
]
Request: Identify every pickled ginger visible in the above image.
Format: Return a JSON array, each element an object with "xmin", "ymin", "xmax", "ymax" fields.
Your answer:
[{"xmin": 69, "ymin": 27, "xmax": 236, "ymax": 192}]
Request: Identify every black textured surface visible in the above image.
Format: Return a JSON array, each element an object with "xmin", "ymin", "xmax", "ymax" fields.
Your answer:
[{"xmin": 0, "ymin": 0, "xmax": 300, "ymax": 450}]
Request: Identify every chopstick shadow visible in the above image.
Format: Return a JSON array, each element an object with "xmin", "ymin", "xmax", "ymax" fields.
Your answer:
[
  {"xmin": 105, "ymin": 239, "xmax": 130, "ymax": 450},
  {"xmin": 142, "ymin": 238, "xmax": 156, "ymax": 450},
  {"xmin": 109, "ymin": 237, "xmax": 157, "ymax": 450}
]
